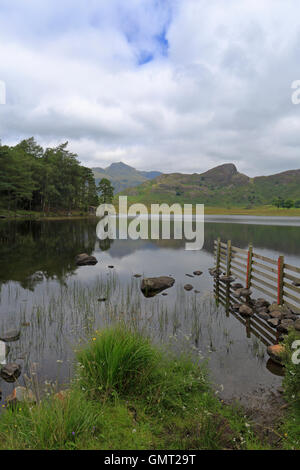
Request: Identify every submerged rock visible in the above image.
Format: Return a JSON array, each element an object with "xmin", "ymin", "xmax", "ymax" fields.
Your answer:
[
  {"xmin": 76, "ymin": 253, "xmax": 98, "ymax": 266},
  {"xmin": 141, "ymin": 276, "xmax": 175, "ymax": 298},
  {"xmin": 1, "ymin": 363, "xmax": 21, "ymax": 383}
]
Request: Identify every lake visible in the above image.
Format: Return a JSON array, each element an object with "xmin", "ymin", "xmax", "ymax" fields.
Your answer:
[{"xmin": 1, "ymin": 216, "xmax": 300, "ymax": 405}]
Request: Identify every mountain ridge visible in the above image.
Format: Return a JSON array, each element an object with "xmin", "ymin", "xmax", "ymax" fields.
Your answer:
[{"xmin": 120, "ymin": 163, "xmax": 300, "ymax": 207}]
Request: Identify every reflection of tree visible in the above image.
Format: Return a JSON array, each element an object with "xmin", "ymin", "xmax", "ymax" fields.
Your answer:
[
  {"xmin": 0, "ymin": 219, "xmax": 98, "ymax": 290},
  {"xmin": 98, "ymin": 238, "xmax": 114, "ymax": 251}
]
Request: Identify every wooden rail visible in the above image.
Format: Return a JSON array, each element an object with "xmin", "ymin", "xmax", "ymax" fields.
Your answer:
[{"xmin": 214, "ymin": 239, "xmax": 300, "ymax": 313}]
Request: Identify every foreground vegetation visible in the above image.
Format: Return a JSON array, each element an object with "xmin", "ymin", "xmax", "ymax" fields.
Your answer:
[{"xmin": 0, "ymin": 325, "xmax": 298, "ymax": 450}]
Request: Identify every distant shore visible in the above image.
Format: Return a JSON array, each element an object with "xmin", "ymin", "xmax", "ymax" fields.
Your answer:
[{"xmin": 1, "ymin": 204, "xmax": 300, "ymax": 220}]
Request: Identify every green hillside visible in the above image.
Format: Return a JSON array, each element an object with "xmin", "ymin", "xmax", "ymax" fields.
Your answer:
[
  {"xmin": 120, "ymin": 163, "xmax": 300, "ymax": 208},
  {"xmin": 92, "ymin": 162, "xmax": 161, "ymax": 193}
]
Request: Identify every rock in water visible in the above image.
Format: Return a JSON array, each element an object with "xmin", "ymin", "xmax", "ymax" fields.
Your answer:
[
  {"xmin": 6, "ymin": 387, "xmax": 35, "ymax": 407},
  {"xmin": 239, "ymin": 304, "xmax": 253, "ymax": 317},
  {"xmin": 0, "ymin": 330, "xmax": 20, "ymax": 342},
  {"xmin": 141, "ymin": 276, "xmax": 175, "ymax": 298},
  {"xmin": 184, "ymin": 284, "xmax": 194, "ymax": 291},
  {"xmin": 267, "ymin": 344, "xmax": 285, "ymax": 365},
  {"xmin": 193, "ymin": 271, "xmax": 203, "ymax": 276},
  {"xmin": 1, "ymin": 363, "xmax": 21, "ymax": 382},
  {"xmin": 76, "ymin": 253, "xmax": 98, "ymax": 266}
]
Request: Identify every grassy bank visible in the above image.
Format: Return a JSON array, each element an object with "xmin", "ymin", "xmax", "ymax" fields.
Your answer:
[{"xmin": 0, "ymin": 325, "xmax": 268, "ymax": 450}]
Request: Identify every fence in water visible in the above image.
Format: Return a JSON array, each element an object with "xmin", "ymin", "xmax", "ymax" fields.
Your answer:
[{"xmin": 213, "ymin": 238, "xmax": 300, "ymax": 348}]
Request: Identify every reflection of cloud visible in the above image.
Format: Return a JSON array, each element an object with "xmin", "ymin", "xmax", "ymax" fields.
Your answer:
[{"xmin": 0, "ymin": 1, "xmax": 300, "ymax": 175}]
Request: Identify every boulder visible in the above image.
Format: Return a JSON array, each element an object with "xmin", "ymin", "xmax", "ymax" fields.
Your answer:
[
  {"xmin": 269, "ymin": 303, "xmax": 291, "ymax": 315},
  {"xmin": 267, "ymin": 344, "xmax": 285, "ymax": 365},
  {"xmin": 208, "ymin": 267, "xmax": 222, "ymax": 277},
  {"xmin": 75, "ymin": 253, "xmax": 98, "ymax": 266},
  {"xmin": 6, "ymin": 386, "xmax": 35, "ymax": 407},
  {"xmin": 239, "ymin": 304, "xmax": 253, "ymax": 317},
  {"xmin": 141, "ymin": 276, "xmax": 175, "ymax": 298},
  {"xmin": 258, "ymin": 312, "xmax": 271, "ymax": 321},
  {"xmin": 1, "ymin": 363, "xmax": 21, "ymax": 382},
  {"xmin": 0, "ymin": 330, "xmax": 20, "ymax": 342}
]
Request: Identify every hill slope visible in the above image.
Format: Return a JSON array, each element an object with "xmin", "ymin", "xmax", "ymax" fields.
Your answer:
[
  {"xmin": 92, "ymin": 162, "xmax": 161, "ymax": 193},
  {"xmin": 121, "ymin": 163, "xmax": 300, "ymax": 207}
]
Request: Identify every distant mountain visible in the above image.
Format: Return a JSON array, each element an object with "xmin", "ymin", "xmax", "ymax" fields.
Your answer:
[
  {"xmin": 121, "ymin": 163, "xmax": 300, "ymax": 207},
  {"xmin": 92, "ymin": 162, "xmax": 162, "ymax": 193}
]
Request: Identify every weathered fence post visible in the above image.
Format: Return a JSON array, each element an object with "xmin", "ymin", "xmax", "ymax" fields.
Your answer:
[
  {"xmin": 216, "ymin": 238, "xmax": 221, "ymax": 271},
  {"xmin": 226, "ymin": 240, "xmax": 232, "ymax": 276},
  {"xmin": 277, "ymin": 255, "xmax": 284, "ymax": 305},
  {"xmin": 246, "ymin": 243, "xmax": 253, "ymax": 289}
]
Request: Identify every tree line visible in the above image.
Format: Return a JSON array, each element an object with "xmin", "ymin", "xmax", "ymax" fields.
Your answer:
[
  {"xmin": 0, "ymin": 138, "xmax": 100, "ymax": 213},
  {"xmin": 272, "ymin": 197, "xmax": 300, "ymax": 209}
]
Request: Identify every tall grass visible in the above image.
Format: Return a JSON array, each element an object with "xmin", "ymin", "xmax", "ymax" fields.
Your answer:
[{"xmin": 76, "ymin": 324, "xmax": 160, "ymax": 398}]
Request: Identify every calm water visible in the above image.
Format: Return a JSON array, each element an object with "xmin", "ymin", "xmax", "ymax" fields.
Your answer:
[{"xmin": 1, "ymin": 216, "xmax": 300, "ymax": 404}]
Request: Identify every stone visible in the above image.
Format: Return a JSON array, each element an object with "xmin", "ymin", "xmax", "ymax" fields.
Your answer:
[
  {"xmin": 208, "ymin": 267, "xmax": 222, "ymax": 277},
  {"xmin": 255, "ymin": 298, "xmax": 270, "ymax": 308},
  {"xmin": 267, "ymin": 344, "xmax": 285, "ymax": 365},
  {"xmin": 220, "ymin": 275, "xmax": 235, "ymax": 283},
  {"xmin": 270, "ymin": 311, "xmax": 283, "ymax": 320},
  {"xmin": 258, "ymin": 312, "xmax": 270, "ymax": 321},
  {"xmin": 239, "ymin": 304, "xmax": 253, "ymax": 317},
  {"xmin": 184, "ymin": 284, "xmax": 194, "ymax": 291},
  {"xmin": 194, "ymin": 290, "xmax": 200, "ymax": 294},
  {"xmin": 267, "ymin": 318, "xmax": 280, "ymax": 328},
  {"xmin": 232, "ymin": 303, "xmax": 240, "ymax": 311},
  {"xmin": 0, "ymin": 330, "xmax": 21, "ymax": 342},
  {"xmin": 141, "ymin": 276, "xmax": 175, "ymax": 298},
  {"xmin": 54, "ymin": 390, "xmax": 70, "ymax": 403},
  {"xmin": 193, "ymin": 271, "xmax": 203, "ymax": 276},
  {"xmin": 240, "ymin": 288, "xmax": 252, "ymax": 297},
  {"xmin": 277, "ymin": 319, "xmax": 295, "ymax": 334},
  {"xmin": 6, "ymin": 386, "xmax": 35, "ymax": 407},
  {"xmin": 0, "ymin": 363, "xmax": 21, "ymax": 382},
  {"xmin": 185, "ymin": 274, "xmax": 194, "ymax": 278},
  {"xmin": 269, "ymin": 303, "xmax": 291, "ymax": 315},
  {"xmin": 97, "ymin": 298, "xmax": 107, "ymax": 302},
  {"xmin": 133, "ymin": 274, "xmax": 142, "ymax": 278},
  {"xmin": 108, "ymin": 265, "xmax": 114, "ymax": 269},
  {"xmin": 232, "ymin": 283, "xmax": 243, "ymax": 290},
  {"xmin": 75, "ymin": 253, "xmax": 98, "ymax": 266},
  {"xmin": 295, "ymin": 319, "xmax": 300, "ymax": 331}
]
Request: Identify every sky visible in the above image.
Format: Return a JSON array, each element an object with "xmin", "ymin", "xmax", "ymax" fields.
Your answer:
[{"xmin": 1, "ymin": 0, "xmax": 300, "ymax": 176}]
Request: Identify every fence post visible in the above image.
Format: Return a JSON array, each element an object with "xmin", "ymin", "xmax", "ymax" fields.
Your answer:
[
  {"xmin": 246, "ymin": 243, "xmax": 253, "ymax": 289},
  {"xmin": 216, "ymin": 238, "xmax": 221, "ymax": 272},
  {"xmin": 226, "ymin": 240, "xmax": 232, "ymax": 276},
  {"xmin": 277, "ymin": 255, "xmax": 284, "ymax": 305}
]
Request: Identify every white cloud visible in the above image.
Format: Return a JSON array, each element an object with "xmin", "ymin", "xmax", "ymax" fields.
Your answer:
[{"xmin": 0, "ymin": 0, "xmax": 300, "ymax": 176}]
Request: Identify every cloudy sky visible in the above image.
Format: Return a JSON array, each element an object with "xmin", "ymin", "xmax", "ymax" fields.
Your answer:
[{"xmin": 0, "ymin": 0, "xmax": 300, "ymax": 175}]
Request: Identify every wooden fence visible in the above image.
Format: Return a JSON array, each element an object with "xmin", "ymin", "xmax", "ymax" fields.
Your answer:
[{"xmin": 214, "ymin": 238, "xmax": 300, "ymax": 314}]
